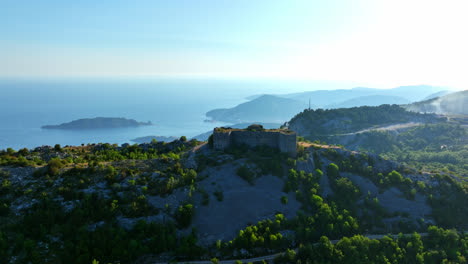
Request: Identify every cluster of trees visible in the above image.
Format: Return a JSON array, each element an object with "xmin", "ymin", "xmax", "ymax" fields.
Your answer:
[
  {"xmin": 289, "ymin": 104, "xmax": 438, "ymax": 136},
  {"xmin": 282, "ymin": 168, "xmax": 321, "ymax": 208},
  {"xmin": 428, "ymin": 173, "xmax": 468, "ymax": 228},
  {"xmin": 222, "ymin": 214, "xmax": 290, "ymax": 256},
  {"xmin": 355, "ymin": 123, "xmax": 468, "ymax": 177},
  {"xmin": 0, "ymin": 138, "xmax": 210, "ymax": 263},
  {"xmin": 324, "ymin": 146, "xmax": 468, "ymax": 229},
  {"xmin": 327, "ymin": 163, "xmax": 361, "ymax": 209},
  {"xmin": 0, "ymin": 178, "xmax": 202, "ymax": 264},
  {"xmin": 236, "ymin": 165, "xmax": 256, "ymax": 185},
  {"xmin": 323, "ymin": 149, "xmax": 417, "ymax": 199},
  {"xmin": 275, "ymin": 226, "xmax": 468, "ymax": 264},
  {"xmin": 0, "ymin": 138, "xmax": 197, "ymax": 170},
  {"xmin": 0, "ymin": 147, "xmax": 45, "ymax": 167},
  {"xmin": 280, "ymin": 167, "xmax": 360, "ymax": 245}
]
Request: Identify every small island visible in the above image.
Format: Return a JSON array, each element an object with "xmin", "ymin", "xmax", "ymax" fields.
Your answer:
[{"xmin": 42, "ymin": 117, "xmax": 152, "ymax": 130}]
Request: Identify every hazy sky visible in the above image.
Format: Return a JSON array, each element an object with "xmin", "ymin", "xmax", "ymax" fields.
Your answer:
[{"xmin": 1, "ymin": 0, "xmax": 467, "ymax": 89}]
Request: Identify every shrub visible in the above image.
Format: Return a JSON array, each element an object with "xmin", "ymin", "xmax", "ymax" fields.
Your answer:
[
  {"xmin": 54, "ymin": 144, "xmax": 63, "ymax": 152},
  {"xmin": 236, "ymin": 165, "xmax": 255, "ymax": 185},
  {"xmin": 18, "ymin": 148, "xmax": 29, "ymax": 156},
  {"xmin": 327, "ymin": 163, "xmax": 340, "ymax": 180},
  {"xmin": 47, "ymin": 158, "xmax": 63, "ymax": 176},
  {"xmin": 214, "ymin": 190, "xmax": 224, "ymax": 202},
  {"xmin": 175, "ymin": 203, "xmax": 194, "ymax": 228},
  {"xmin": 281, "ymin": 195, "xmax": 288, "ymax": 204}
]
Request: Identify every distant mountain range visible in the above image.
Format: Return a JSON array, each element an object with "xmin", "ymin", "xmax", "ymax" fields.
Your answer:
[
  {"xmin": 206, "ymin": 95, "xmax": 308, "ymax": 123},
  {"xmin": 326, "ymin": 95, "xmax": 410, "ymax": 108},
  {"xmin": 283, "ymin": 85, "xmax": 446, "ymax": 106},
  {"xmin": 206, "ymin": 85, "xmax": 449, "ymax": 123},
  {"xmin": 42, "ymin": 117, "xmax": 152, "ymax": 130},
  {"xmin": 406, "ymin": 90, "xmax": 468, "ymax": 115}
]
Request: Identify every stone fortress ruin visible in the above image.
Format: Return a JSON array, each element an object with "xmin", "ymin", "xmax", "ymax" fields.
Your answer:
[{"xmin": 212, "ymin": 124, "xmax": 297, "ymax": 156}]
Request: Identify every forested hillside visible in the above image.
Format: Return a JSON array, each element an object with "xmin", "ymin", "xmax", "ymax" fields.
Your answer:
[{"xmin": 288, "ymin": 104, "xmax": 439, "ymax": 137}]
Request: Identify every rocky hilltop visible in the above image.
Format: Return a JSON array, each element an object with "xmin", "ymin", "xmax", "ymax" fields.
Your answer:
[{"xmin": 42, "ymin": 117, "xmax": 152, "ymax": 130}]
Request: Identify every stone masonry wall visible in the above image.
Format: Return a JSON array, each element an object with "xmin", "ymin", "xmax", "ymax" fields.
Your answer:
[
  {"xmin": 213, "ymin": 131, "xmax": 231, "ymax": 150},
  {"xmin": 278, "ymin": 132, "xmax": 297, "ymax": 156},
  {"xmin": 213, "ymin": 128, "xmax": 297, "ymax": 156},
  {"xmin": 231, "ymin": 131, "xmax": 278, "ymax": 150}
]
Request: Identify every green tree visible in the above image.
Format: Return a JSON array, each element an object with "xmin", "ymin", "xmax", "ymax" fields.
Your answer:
[
  {"xmin": 327, "ymin": 163, "xmax": 340, "ymax": 180},
  {"xmin": 280, "ymin": 195, "xmax": 288, "ymax": 205},
  {"xmin": 176, "ymin": 203, "xmax": 194, "ymax": 228}
]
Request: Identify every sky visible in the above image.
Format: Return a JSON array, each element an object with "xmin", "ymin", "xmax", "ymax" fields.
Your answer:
[{"xmin": 1, "ymin": 0, "xmax": 467, "ymax": 89}]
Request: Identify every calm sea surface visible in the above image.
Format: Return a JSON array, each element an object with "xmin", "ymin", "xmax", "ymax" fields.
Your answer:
[{"xmin": 0, "ymin": 79, "xmax": 353, "ymax": 150}]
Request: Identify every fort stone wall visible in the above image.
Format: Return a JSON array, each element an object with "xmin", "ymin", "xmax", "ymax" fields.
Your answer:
[
  {"xmin": 213, "ymin": 130, "xmax": 231, "ymax": 150},
  {"xmin": 278, "ymin": 132, "xmax": 297, "ymax": 156},
  {"xmin": 212, "ymin": 126, "xmax": 297, "ymax": 156},
  {"xmin": 231, "ymin": 130, "xmax": 279, "ymax": 150}
]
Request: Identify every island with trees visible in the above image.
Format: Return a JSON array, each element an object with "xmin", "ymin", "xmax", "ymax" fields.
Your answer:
[{"xmin": 42, "ymin": 117, "xmax": 152, "ymax": 130}]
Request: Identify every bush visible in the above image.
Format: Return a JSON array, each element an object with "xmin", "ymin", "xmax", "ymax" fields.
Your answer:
[
  {"xmin": 175, "ymin": 203, "xmax": 194, "ymax": 228},
  {"xmin": 54, "ymin": 144, "xmax": 62, "ymax": 152},
  {"xmin": 214, "ymin": 190, "xmax": 224, "ymax": 202},
  {"xmin": 18, "ymin": 148, "xmax": 29, "ymax": 156},
  {"xmin": 281, "ymin": 195, "xmax": 288, "ymax": 204},
  {"xmin": 180, "ymin": 136, "xmax": 187, "ymax": 142},
  {"xmin": 47, "ymin": 158, "xmax": 64, "ymax": 176},
  {"xmin": 236, "ymin": 165, "xmax": 255, "ymax": 185},
  {"xmin": 327, "ymin": 163, "xmax": 340, "ymax": 180}
]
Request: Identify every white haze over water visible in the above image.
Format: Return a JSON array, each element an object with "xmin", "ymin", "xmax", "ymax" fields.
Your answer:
[{"xmin": 0, "ymin": 79, "xmax": 359, "ymax": 150}]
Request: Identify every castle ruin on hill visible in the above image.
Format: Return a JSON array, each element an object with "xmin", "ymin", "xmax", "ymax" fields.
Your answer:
[{"xmin": 212, "ymin": 124, "xmax": 297, "ymax": 156}]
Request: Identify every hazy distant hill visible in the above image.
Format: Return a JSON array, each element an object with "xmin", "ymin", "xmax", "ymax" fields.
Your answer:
[
  {"xmin": 206, "ymin": 95, "xmax": 308, "ymax": 123},
  {"xmin": 327, "ymin": 95, "xmax": 410, "ymax": 108},
  {"xmin": 285, "ymin": 85, "xmax": 446, "ymax": 107},
  {"xmin": 208, "ymin": 85, "xmax": 446, "ymax": 124},
  {"xmin": 406, "ymin": 90, "xmax": 468, "ymax": 115},
  {"xmin": 422, "ymin": 90, "xmax": 450, "ymax": 100},
  {"xmin": 42, "ymin": 117, "xmax": 152, "ymax": 130}
]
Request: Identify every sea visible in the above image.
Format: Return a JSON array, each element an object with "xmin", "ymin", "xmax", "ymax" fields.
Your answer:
[{"xmin": 0, "ymin": 78, "xmax": 355, "ymax": 150}]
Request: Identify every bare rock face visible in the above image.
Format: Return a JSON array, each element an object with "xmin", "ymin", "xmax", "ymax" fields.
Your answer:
[{"xmin": 191, "ymin": 162, "xmax": 301, "ymax": 245}]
